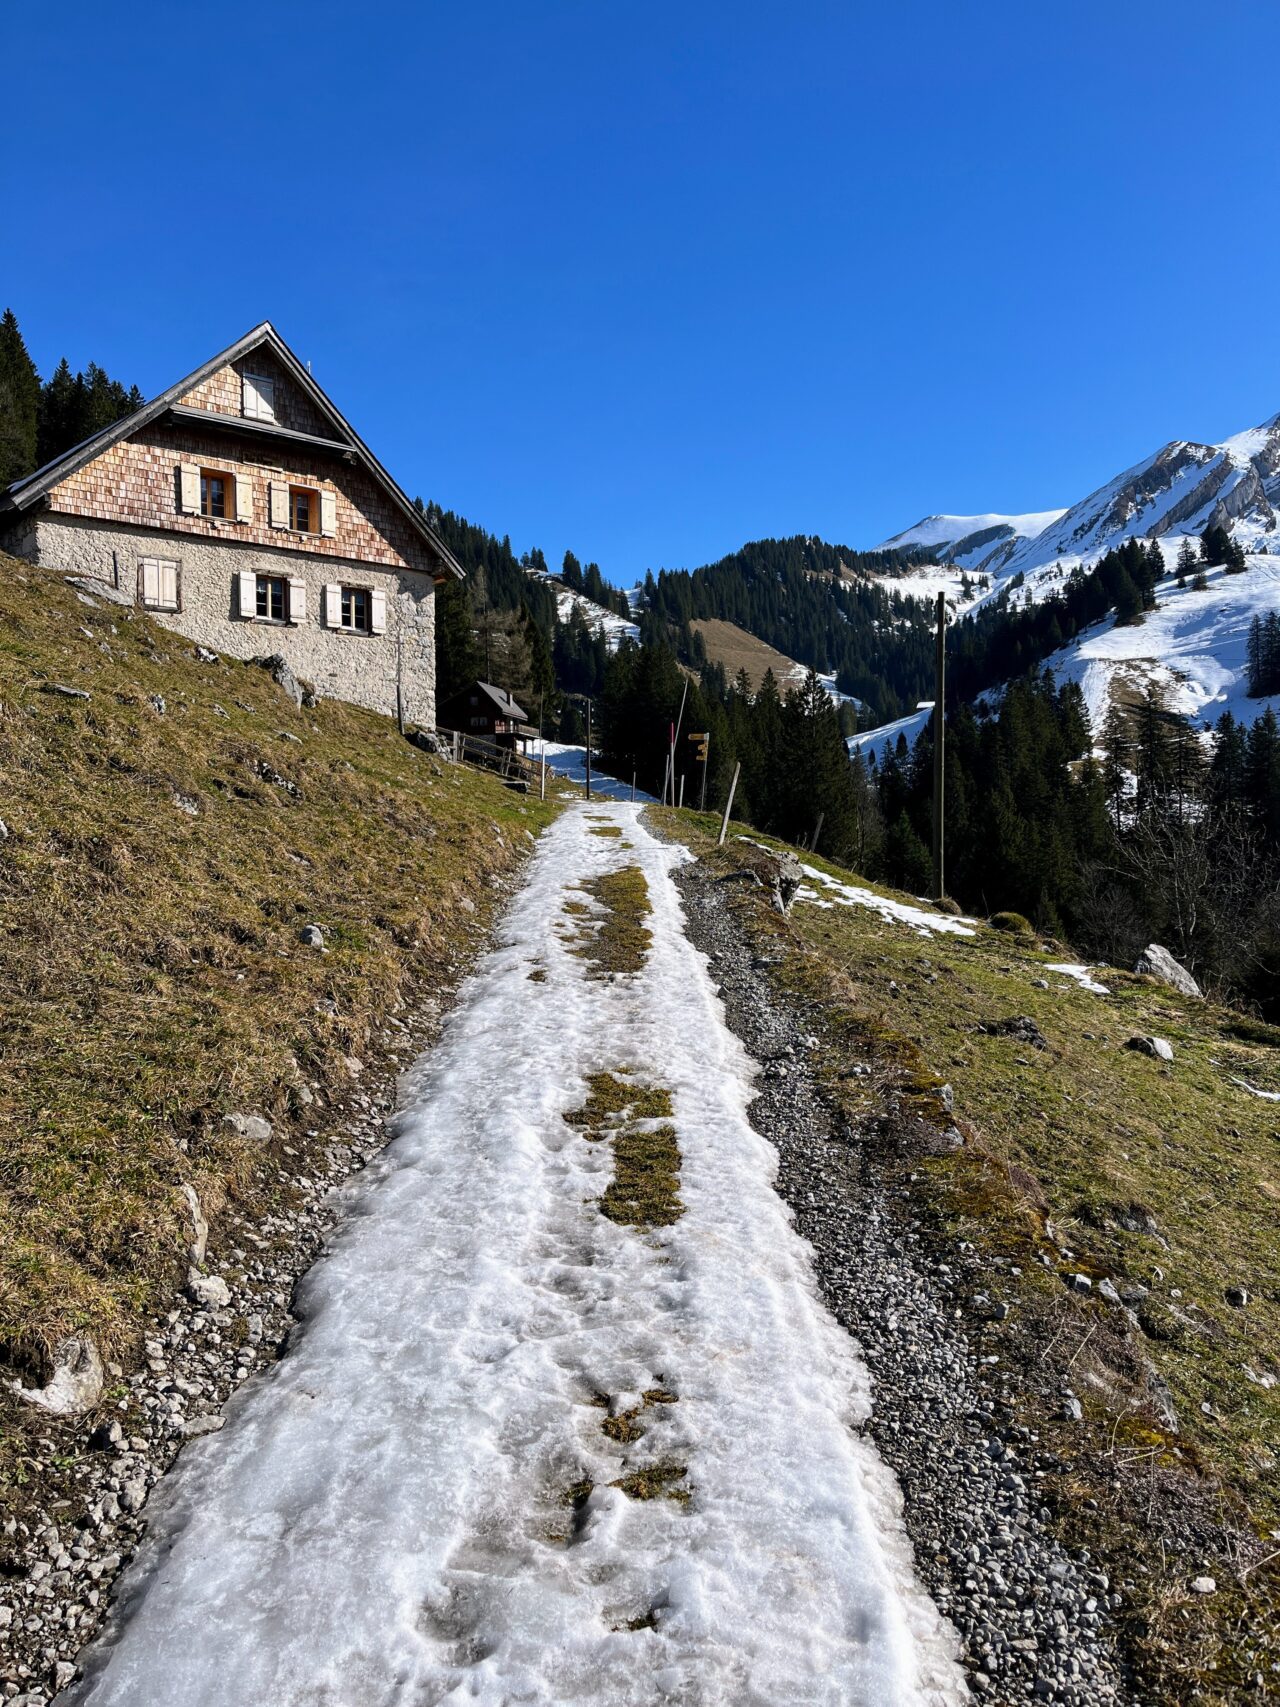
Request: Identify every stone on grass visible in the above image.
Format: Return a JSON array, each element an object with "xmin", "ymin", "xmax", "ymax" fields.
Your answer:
[
  {"xmin": 1125, "ymin": 1035, "xmax": 1174, "ymax": 1062},
  {"xmin": 1225, "ymin": 1285, "xmax": 1249, "ymax": 1308},
  {"xmin": 300, "ymin": 924, "xmax": 325, "ymax": 949},
  {"xmin": 180, "ymin": 1183, "xmax": 208, "ymax": 1265},
  {"xmin": 11, "ymin": 1335, "xmax": 104, "ymax": 1417},
  {"xmin": 223, "ymin": 1112, "xmax": 272, "ymax": 1143},
  {"xmin": 1191, "ymin": 1575, "xmax": 1217, "ymax": 1595},
  {"xmin": 42, "ymin": 682, "xmax": 91, "ymax": 701},
  {"xmin": 1135, "ymin": 944, "xmax": 1202, "ymax": 999}
]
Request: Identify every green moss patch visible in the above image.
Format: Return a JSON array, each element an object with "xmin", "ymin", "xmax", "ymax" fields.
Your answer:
[
  {"xmin": 566, "ymin": 1071, "xmax": 682, "ymax": 1228},
  {"xmin": 564, "ymin": 866, "xmax": 652, "ymax": 977}
]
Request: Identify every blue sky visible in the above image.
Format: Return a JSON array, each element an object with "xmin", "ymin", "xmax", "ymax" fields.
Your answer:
[{"xmin": 8, "ymin": 1, "xmax": 1279, "ymax": 583}]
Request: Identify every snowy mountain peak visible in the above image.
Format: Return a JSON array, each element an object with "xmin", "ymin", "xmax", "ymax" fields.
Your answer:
[{"xmin": 877, "ymin": 511, "xmax": 1066, "ymax": 577}]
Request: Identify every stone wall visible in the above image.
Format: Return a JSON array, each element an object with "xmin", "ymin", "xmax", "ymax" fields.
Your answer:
[{"xmin": 17, "ymin": 515, "xmax": 436, "ymax": 725}]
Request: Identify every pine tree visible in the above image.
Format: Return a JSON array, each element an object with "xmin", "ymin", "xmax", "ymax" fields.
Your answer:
[
  {"xmin": 0, "ymin": 308, "xmax": 40, "ymax": 485},
  {"xmin": 1175, "ymin": 537, "xmax": 1198, "ymax": 583}
]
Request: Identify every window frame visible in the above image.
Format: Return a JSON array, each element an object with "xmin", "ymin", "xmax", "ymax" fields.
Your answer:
[
  {"xmin": 199, "ymin": 468, "xmax": 230, "ymax": 520},
  {"xmin": 255, "ymin": 574, "xmax": 289, "ymax": 625},
  {"xmin": 339, "ymin": 584, "xmax": 371, "ymax": 633},
  {"xmin": 289, "ymin": 484, "xmax": 319, "ymax": 535},
  {"xmin": 138, "ymin": 556, "xmax": 181, "ymax": 614}
]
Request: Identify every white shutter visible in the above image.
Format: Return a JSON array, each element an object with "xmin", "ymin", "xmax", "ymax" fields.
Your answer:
[
  {"xmin": 237, "ymin": 570, "xmax": 258, "ymax": 618},
  {"xmin": 319, "ymin": 489, "xmax": 337, "ymax": 538},
  {"xmin": 235, "ymin": 474, "xmax": 253, "ymax": 523},
  {"xmin": 269, "ymin": 481, "xmax": 289, "ymax": 529},
  {"xmin": 369, "ymin": 588, "xmax": 387, "ymax": 635},
  {"xmin": 243, "ymin": 373, "xmax": 276, "ymax": 422},
  {"xmin": 178, "ymin": 463, "xmax": 200, "ymax": 514},
  {"xmin": 140, "ymin": 558, "xmax": 160, "ymax": 604},
  {"xmin": 324, "ymin": 583, "xmax": 342, "ymax": 627},
  {"xmin": 288, "ymin": 578, "xmax": 307, "ymax": 624},
  {"xmin": 159, "ymin": 561, "xmax": 179, "ymax": 609}
]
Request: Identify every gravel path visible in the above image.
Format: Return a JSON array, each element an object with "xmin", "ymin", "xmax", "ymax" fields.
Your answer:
[{"xmin": 675, "ymin": 861, "xmax": 1137, "ymax": 1707}]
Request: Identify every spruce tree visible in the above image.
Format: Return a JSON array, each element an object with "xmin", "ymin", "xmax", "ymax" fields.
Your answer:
[{"xmin": 0, "ymin": 308, "xmax": 40, "ymax": 485}]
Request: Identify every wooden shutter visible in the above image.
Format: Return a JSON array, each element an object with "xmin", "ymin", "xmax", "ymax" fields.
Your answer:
[
  {"xmin": 369, "ymin": 589, "xmax": 387, "ymax": 635},
  {"xmin": 243, "ymin": 373, "xmax": 276, "ymax": 422},
  {"xmin": 237, "ymin": 570, "xmax": 257, "ymax": 618},
  {"xmin": 159, "ymin": 560, "xmax": 179, "ymax": 609},
  {"xmin": 319, "ymin": 490, "xmax": 337, "ymax": 538},
  {"xmin": 324, "ymin": 583, "xmax": 342, "ymax": 627},
  {"xmin": 140, "ymin": 558, "xmax": 160, "ymax": 605},
  {"xmin": 178, "ymin": 464, "xmax": 200, "ymax": 514},
  {"xmin": 269, "ymin": 481, "xmax": 289, "ymax": 529},
  {"xmin": 288, "ymin": 578, "xmax": 307, "ymax": 624},
  {"xmin": 235, "ymin": 474, "xmax": 253, "ymax": 523}
]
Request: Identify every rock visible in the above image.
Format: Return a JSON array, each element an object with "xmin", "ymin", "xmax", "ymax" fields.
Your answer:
[
  {"xmin": 984, "ymin": 1015, "xmax": 1048, "ymax": 1050},
  {"xmin": 194, "ymin": 645, "xmax": 219, "ymax": 663},
  {"xmin": 255, "ymin": 653, "xmax": 303, "ymax": 709},
  {"xmin": 1135, "ymin": 944, "xmax": 1202, "ymax": 999},
  {"xmin": 88, "ymin": 1418, "xmax": 124, "ymax": 1452},
  {"xmin": 1066, "ymin": 1273, "xmax": 1093, "ymax": 1293},
  {"xmin": 223, "ymin": 1112, "xmax": 272, "ymax": 1143},
  {"xmin": 300, "ymin": 924, "xmax": 325, "ymax": 949},
  {"xmin": 410, "ymin": 728, "xmax": 455, "ymax": 760},
  {"xmin": 148, "ymin": 693, "xmax": 166, "ymax": 715},
  {"xmin": 119, "ymin": 1477, "xmax": 148, "ymax": 1515},
  {"xmin": 1061, "ymin": 1397, "xmax": 1084, "ymax": 1422},
  {"xmin": 1125, "ymin": 1035, "xmax": 1174, "ymax": 1062},
  {"xmin": 765, "ymin": 849, "xmax": 804, "ymax": 914},
  {"xmin": 53, "ymin": 1661, "xmax": 77, "ymax": 1692},
  {"xmin": 1225, "ymin": 1285, "xmax": 1249, "ymax": 1308},
  {"xmin": 181, "ymin": 1413, "xmax": 226, "ymax": 1438},
  {"xmin": 1191, "ymin": 1575, "xmax": 1217, "ymax": 1595},
  {"xmin": 180, "ymin": 1183, "xmax": 208, "ymax": 1265},
  {"xmin": 186, "ymin": 1269, "xmax": 231, "ymax": 1309},
  {"xmin": 0, "ymin": 818, "xmax": 8, "ymax": 838},
  {"xmin": 42, "ymin": 682, "xmax": 91, "ymax": 700},
  {"xmin": 1096, "ymin": 1279, "xmax": 1122, "ymax": 1307},
  {"xmin": 10, "ymin": 1335, "xmax": 104, "ymax": 1417}
]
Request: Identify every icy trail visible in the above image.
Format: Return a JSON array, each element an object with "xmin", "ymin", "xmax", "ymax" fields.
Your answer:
[{"xmin": 66, "ymin": 804, "xmax": 965, "ymax": 1707}]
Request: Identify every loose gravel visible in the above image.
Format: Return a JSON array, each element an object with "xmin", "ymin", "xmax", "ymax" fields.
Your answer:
[{"xmin": 676, "ymin": 862, "xmax": 1136, "ymax": 1707}]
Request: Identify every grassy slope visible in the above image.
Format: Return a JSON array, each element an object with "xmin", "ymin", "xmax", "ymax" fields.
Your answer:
[
  {"xmin": 0, "ymin": 554, "xmax": 557, "ymax": 1399},
  {"xmin": 658, "ymin": 806, "xmax": 1280, "ymax": 1701},
  {"xmin": 689, "ymin": 617, "xmax": 805, "ymax": 691}
]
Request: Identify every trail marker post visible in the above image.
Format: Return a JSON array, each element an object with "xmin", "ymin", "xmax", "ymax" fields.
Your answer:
[{"xmin": 718, "ymin": 762, "xmax": 741, "ymax": 847}]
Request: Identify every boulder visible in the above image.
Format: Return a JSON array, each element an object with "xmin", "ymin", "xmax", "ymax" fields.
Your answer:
[
  {"xmin": 11, "ymin": 1335, "xmax": 104, "ymax": 1417},
  {"xmin": 767, "ymin": 849, "xmax": 804, "ymax": 914},
  {"xmin": 1134, "ymin": 944, "xmax": 1201, "ymax": 999},
  {"xmin": 1125, "ymin": 1035, "xmax": 1174, "ymax": 1062},
  {"xmin": 410, "ymin": 728, "xmax": 455, "ymax": 760},
  {"xmin": 300, "ymin": 924, "xmax": 326, "ymax": 949},
  {"xmin": 254, "ymin": 653, "xmax": 303, "ymax": 709}
]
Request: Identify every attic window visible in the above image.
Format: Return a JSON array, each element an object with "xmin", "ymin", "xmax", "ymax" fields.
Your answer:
[{"xmin": 242, "ymin": 373, "xmax": 276, "ymax": 423}]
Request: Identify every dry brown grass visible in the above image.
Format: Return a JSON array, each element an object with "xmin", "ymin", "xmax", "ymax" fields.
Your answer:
[{"xmin": 0, "ymin": 556, "xmax": 558, "ymax": 1406}]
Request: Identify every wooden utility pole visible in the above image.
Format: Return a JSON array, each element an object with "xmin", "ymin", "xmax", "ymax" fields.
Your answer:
[
  {"xmin": 932, "ymin": 590, "xmax": 946, "ymax": 900},
  {"xmin": 585, "ymin": 698, "xmax": 592, "ymax": 801},
  {"xmin": 810, "ymin": 812, "xmax": 824, "ymax": 855}
]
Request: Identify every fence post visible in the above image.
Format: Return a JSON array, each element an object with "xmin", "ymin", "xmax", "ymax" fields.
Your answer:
[
  {"xmin": 541, "ymin": 757, "xmax": 547, "ymax": 801},
  {"xmin": 810, "ymin": 812, "xmax": 825, "ymax": 856},
  {"xmin": 718, "ymin": 762, "xmax": 741, "ymax": 847},
  {"xmin": 678, "ymin": 773, "xmax": 685, "ymax": 809},
  {"xmin": 631, "ymin": 772, "xmax": 636, "ymax": 803}
]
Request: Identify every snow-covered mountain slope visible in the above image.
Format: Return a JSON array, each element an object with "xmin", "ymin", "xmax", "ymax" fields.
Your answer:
[
  {"xmin": 1035, "ymin": 555, "xmax": 1280, "ymax": 736},
  {"xmin": 877, "ymin": 511, "xmax": 1066, "ymax": 579},
  {"xmin": 527, "ymin": 570, "xmax": 639, "ymax": 650},
  {"xmin": 859, "ymin": 407, "xmax": 1280, "ymax": 749}
]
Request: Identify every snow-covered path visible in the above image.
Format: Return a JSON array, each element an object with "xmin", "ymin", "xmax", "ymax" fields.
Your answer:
[{"xmin": 67, "ymin": 804, "xmax": 964, "ymax": 1707}]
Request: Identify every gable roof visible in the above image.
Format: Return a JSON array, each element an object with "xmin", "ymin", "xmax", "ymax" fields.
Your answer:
[
  {"xmin": 441, "ymin": 680, "xmax": 530, "ymax": 723},
  {"xmin": 0, "ymin": 322, "xmax": 464, "ymax": 580}
]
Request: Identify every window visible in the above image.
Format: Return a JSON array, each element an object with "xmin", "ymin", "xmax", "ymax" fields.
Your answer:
[
  {"xmin": 256, "ymin": 575, "xmax": 288, "ymax": 623},
  {"xmin": 340, "ymin": 586, "xmax": 370, "ymax": 632},
  {"xmin": 200, "ymin": 470, "xmax": 228, "ymax": 518},
  {"xmin": 139, "ymin": 557, "xmax": 180, "ymax": 612},
  {"xmin": 243, "ymin": 373, "xmax": 276, "ymax": 422},
  {"xmin": 290, "ymin": 485, "xmax": 317, "ymax": 533}
]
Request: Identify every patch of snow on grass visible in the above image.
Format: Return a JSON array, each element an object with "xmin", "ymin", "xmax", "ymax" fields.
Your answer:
[
  {"xmin": 793, "ymin": 859, "xmax": 976, "ymax": 939},
  {"xmin": 1045, "ymin": 962, "xmax": 1110, "ymax": 995},
  {"xmin": 1231, "ymin": 1077, "xmax": 1280, "ymax": 1103}
]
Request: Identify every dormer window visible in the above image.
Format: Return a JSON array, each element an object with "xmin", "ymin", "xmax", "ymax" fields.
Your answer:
[{"xmin": 242, "ymin": 372, "xmax": 276, "ymax": 422}]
